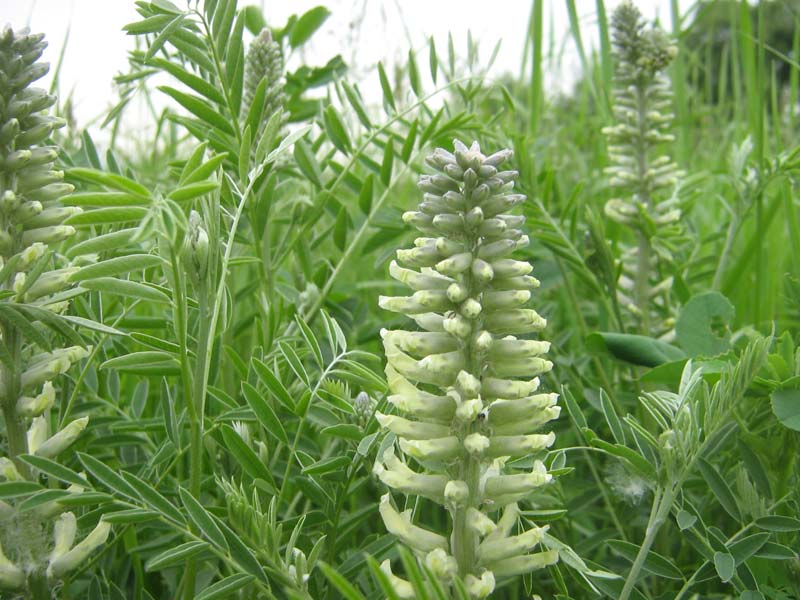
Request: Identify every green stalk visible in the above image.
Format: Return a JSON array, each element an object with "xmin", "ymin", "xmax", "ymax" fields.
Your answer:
[
  {"xmin": 450, "ymin": 223, "xmax": 484, "ymax": 579},
  {"xmin": 189, "ymin": 288, "xmax": 211, "ymax": 498},
  {"xmin": 0, "ymin": 326, "xmax": 31, "ymax": 479},
  {"xmin": 619, "ymin": 487, "xmax": 674, "ymax": 600}
]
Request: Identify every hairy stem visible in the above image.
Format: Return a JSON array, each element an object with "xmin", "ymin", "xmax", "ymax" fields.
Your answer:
[
  {"xmin": 1, "ymin": 315, "xmax": 31, "ymax": 482},
  {"xmin": 619, "ymin": 487, "xmax": 674, "ymax": 600},
  {"xmin": 190, "ymin": 289, "xmax": 211, "ymax": 498}
]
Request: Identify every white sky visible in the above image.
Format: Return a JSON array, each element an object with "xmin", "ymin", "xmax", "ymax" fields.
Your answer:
[{"xmin": 2, "ymin": 0, "xmax": 687, "ymax": 130}]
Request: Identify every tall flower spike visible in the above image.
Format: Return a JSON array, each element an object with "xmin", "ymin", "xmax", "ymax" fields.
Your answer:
[
  {"xmin": 377, "ymin": 140, "xmax": 559, "ymax": 597},
  {"xmin": 240, "ymin": 28, "xmax": 285, "ymax": 129},
  {"xmin": 0, "ymin": 26, "xmax": 107, "ymax": 594},
  {"xmin": 603, "ymin": 1, "xmax": 683, "ymax": 330}
]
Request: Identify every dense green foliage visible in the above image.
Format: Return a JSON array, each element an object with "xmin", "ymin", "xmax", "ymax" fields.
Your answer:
[{"xmin": 0, "ymin": 0, "xmax": 798, "ymax": 599}]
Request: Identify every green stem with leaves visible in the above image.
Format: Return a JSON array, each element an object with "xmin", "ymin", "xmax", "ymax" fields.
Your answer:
[{"xmin": 619, "ymin": 486, "xmax": 674, "ymax": 600}]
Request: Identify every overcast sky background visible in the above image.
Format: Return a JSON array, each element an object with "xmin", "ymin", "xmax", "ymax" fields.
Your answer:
[{"xmin": 3, "ymin": 1, "xmax": 689, "ymax": 133}]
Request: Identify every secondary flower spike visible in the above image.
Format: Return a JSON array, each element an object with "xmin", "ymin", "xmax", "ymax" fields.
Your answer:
[{"xmin": 376, "ymin": 140, "xmax": 560, "ymax": 597}]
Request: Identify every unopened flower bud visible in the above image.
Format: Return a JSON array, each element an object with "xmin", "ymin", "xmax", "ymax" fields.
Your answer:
[
  {"xmin": 35, "ymin": 416, "xmax": 88, "ymax": 458},
  {"xmin": 465, "ymin": 570, "xmax": 495, "ymax": 599},
  {"xmin": 425, "ymin": 548, "xmax": 458, "ymax": 582},
  {"xmin": 444, "ymin": 480, "xmax": 469, "ymax": 506},
  {"xmin": 17, "ymin": 380, "xmax": 56, "ymax": 417}
]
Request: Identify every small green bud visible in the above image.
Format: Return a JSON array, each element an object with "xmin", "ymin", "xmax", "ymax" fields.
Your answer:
[
  {"xmin": 16, "ymin": 241, "xmax": 47, "ymax": 270},
  {"xmin": 489, "ymin": 356, "xmax": 552, "ymax": 378},
  {"xmin": 490, "ymin": 259, "xmax": 532, "ymax": 278},
  {"xmin": 21, "ymin": 224, "xmax": 75, "ymax": 246},
  {"xmin": 425, "ymin": 548, "xmax": 458, "ymax": 582},
  {"xmin": 456, "ymin": 370, "xmax": 481, "ymax": 399},
  {"xmin": 464, "ymin": 433, "xmax": 490, "ymax": 456},
  {"xmin": 435, "ymin": 252, "xmax": 473, "ymax": 276},
  {"xmin": 455, "ymin": 398, "xmax": 483, "ymax": 423},
  {"xmin": 474, "ymin": 330, "xmax": 493, "ymax": 352},
  {"xmin": 465, "ymin": 206, "xmax": 484, "ymax": 228},
  {"xmin": 477, "ymin": 238, "xmax": 517, "ymax": 261},
  {"xmin": 487, "ymin": 393, "xmax": 558, "ymax": 424},
  {"xmin": 464, "ymin": 571, "xmax": 495, "ymax": 599},
  {"xmin": 23, "ymin": 206, "xmax": 81, "ymax": 228},
  {"xmin": 442, "ymin": 313, "xmax": 472, "ymax": 338},
  {"xmin": 459, "ymin": 298, "xmax": 482, "ymax": 319},
  {"xmin": 471, "ymin": 257, "xmax": 494, "ymax": 283},
  {"xmin": 24, "ymin": 267, "xmax": 78, "ymax": 301},
  {"xmin": 446, "ymin": 282, "xmax": 469, "ymax": 303},
  {"xmin": 444, "ymin": 480, "xmax": 469, "ymax": 506},
  {"xmin": 432, "ymin": 213, "xmax": 465, "ymax": 233}
]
